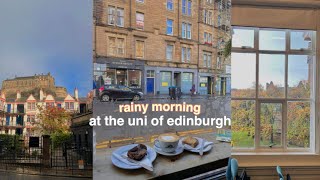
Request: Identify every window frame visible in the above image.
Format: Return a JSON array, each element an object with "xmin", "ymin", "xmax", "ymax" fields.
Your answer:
[
  {"xmin": 167, "ymin": 0, "xmax": 174, "ymax": 11},
  {"xmin": 135, "ymin": 40, "xmax": 145, "ymax": 59},
  {"xmin": 136, "ymin": 12, "xmax": 144, "ymax": 30},
  {"xmin": 166, "ymin": 44, "xmax": 174, "ymax": 61},
  {"xmin": 108, "ymin": 6, "xmax": 124, "ymax": 27},
  {"xmin": 232, "ymin": 26, "xmax": 316, "ymax": 153},
  {"xmin": 166, "ymin": 19, "xmax": 174, "ymax": 35}
]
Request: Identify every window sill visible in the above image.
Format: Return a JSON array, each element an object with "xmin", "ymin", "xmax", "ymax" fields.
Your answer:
[{"xmin": 232, "ymin": 152, "xmax": 320, "ymax": 167}]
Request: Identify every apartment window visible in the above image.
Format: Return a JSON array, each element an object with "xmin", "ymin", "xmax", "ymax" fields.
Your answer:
[
  {"xmin": 182, "ymin": 0, "xmax": 192, "ymax": 16},
  {"xmin": 27, "ymin": 115, "xmax": 35, "ymax": 123},
  {"xmin": 203, "ymin": 52, "xmax": 212, "ymax": 68},
  {"xmin": 135, "ymin": 40, "xmax": 145, "ymax": 58},
  {"xmin": 232, "ymin": 27, "xmax": 315, "ymax": 152},
  {"xmin": 27, "ymin": 102, "xmax": 35, "ymax": 110},
  {"xmin": 167, "ymin": 0, "xmax": 173, "ymax": 10},
  {"xmin": 182, "ymin": 23, "xmax": 191, "ymax": 39},
  {"xmin": 216, "ymin": 57, "xmax": 221, "ymax": 69},
  {"xmin": 46, "ymin": 102, "xmax": 54, "ymax": 107},
  {"xmin": 203, "ymin": 10, "xmax": 213, "ymax": 25},
  {"xmin": 166, "ymin": 19, "xmax": 173, "ymax": 35},
  {"xmin": 204, "ymin": 32, "xmax": 212, "ymax": 44},
  {"xmin": 181, "ymin": 47, "xmax": 191, "ymax": 62},
  {"xmin": 136, "ymin": 12, "xmax": 144, "ymax": 30},
  {"xmin": 108, "ymin": 37, "xmax": 125, "ymax": 56},
  {"xmin": 108, "ymin": 6, "xmax": 124, "ymax": 27},
  {"xmin": 166, "ymin": 44, "xmax": 174, "ymax": 60},
  {"xmin": 136, "ymin": 0, "xmax": 144, "ymax": 3},
  {"xmin": 65, "ymin": 102, "xmax": 75, "ymax": 110}
]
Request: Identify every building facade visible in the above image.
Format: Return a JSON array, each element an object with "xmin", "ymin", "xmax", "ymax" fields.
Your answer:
[
  {"xmin": 0, "ymin": 75, "xmax": 89, "ymax": 137},
  {"xmin": 93, "ymin": 0, "xmax": 231, "ymax": 95}
]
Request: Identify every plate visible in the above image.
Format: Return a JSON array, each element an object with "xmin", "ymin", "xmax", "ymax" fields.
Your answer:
[
  {"xmin": 181, "ymin": 137, "xmax": 213, "ymax": 153},
  {"xmin": 111, "ymin": 144, "xmax": 157, "ymax": 169},
  {"xmin": 153, "ymin": 141, "xmax": 184, "ymax": 156}
]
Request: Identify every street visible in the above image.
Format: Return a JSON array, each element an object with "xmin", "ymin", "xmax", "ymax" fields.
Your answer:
[
  {"xmin": 0, "ymin": 171, "xmax": 91, "ymax": 180},
  {"xmin": 93, "ymin": 95, "xmax": 231, "ymax": 144}
]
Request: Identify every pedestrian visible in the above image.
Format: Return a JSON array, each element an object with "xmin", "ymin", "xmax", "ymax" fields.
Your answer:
[{"xmin": 190, "ymin": 84, "xmax": 196, "ymax": 96}]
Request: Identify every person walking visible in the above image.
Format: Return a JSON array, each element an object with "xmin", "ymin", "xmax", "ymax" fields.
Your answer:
[{"xmin": 190, "ymin": 84, "xmax": 196, "ymax": 96}]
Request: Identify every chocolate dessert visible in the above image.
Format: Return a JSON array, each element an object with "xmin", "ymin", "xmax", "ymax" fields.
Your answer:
[
  {"xmin": 182, "ymin": 136, "xmax": 199, "ymax": 148},
  {"xmin": 127, "ymin": 144, "xmax": 147, "ymax": 161}
]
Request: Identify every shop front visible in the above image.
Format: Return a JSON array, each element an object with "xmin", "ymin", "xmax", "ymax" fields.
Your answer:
[
  {"xmin": 94, "ymin": 58, "xmax": 145, "ymax": 92},
  {"xmin": 198, "ymin": 73, "xmax": 215, "ymax": 95},
  {"xmin": 145, "ymin": 66, "xmax": 198, "ymax": 95},
  {"xmin": 215, "ymin": 75, "xmax": 231, "ymax": 96}
]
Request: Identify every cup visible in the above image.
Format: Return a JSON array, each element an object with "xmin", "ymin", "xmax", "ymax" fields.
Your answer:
[{"xmin": 154, "ymin": 134, "xmax": 180, "ymax": 153}]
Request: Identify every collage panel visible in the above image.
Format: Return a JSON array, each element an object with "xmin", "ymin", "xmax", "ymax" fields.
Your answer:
[{"xmin": 92, "ymin": 0, "xmax": 232, "ymax": 179}]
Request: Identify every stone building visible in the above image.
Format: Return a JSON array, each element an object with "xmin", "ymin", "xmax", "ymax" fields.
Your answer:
[
  {"xmin": 1, "ymin": 73, "xmax": 68, "ymax": 98},
  {"xmin": 93, "ymin": 0, "xmax": 231, "ymax": 95},
  {"xmin": 0, "ymin": 74, "xmax": 90, "ymax": 137}
]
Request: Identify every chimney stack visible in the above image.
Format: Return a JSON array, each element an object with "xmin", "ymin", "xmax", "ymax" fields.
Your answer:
[
  {"xmin": 40, "ymin": 89, "xmax": 44, "ymax": 101},
  {"xmin": 74, "ymin": 88, "xmax": 79, "ymax": 100},
  {"xmin": 16, "ymin": 90, "xmax": 21, "ymax": 99}
]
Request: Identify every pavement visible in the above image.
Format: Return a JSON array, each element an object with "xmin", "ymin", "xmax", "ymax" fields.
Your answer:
[{"xmin": 0, "ymin": 171, "xmax": 91, "ymax": 180}]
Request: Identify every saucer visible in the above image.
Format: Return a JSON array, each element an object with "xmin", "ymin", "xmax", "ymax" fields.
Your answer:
[
  {"xmin": 111, "ymin": 144, "xmax": 157, "ymax": 169},
  {"xmin": 153, "ymin": 141, "xmax": 184, "ymax": 156},
  {"xmin": 181, "ymin": 137, "xmax": 213, "ymax": 153}
]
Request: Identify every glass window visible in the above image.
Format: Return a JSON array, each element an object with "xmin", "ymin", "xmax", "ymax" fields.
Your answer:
[
  {"xmin": 108, "ymin": 37, "xmax": 116, "ymax": 56},
  {"xmin": 116, "ymin": 8, "xmax": 124, "ymax": 27},
  {"xmin": 147, "ymin": 70, "xmax": 155, "ymax": 78},
  {"xmin": 232, "ymin": 28, "xmax": 254, "ymax": 48},
  {"xmin": 231, "ymin": 53, "xmax": 256, "ymax": 98},
  {"xmin": 232, "ymin": 100, "xmax": 255, "ymax": 148},
  {"xmin": 259, "ymin": 54, "xmax": 285, "ymax": 98},
  {"xmin": 287, "ymin": 101, "xmax": 310, "ymax": 148},
  {"xmin": 136, "ymin": 0, "xmax": 144, "ymax": 3},
  {"xmin": 182, "ymin": 47, "xmax": 191, "ymax": 62},
  {"xmin": 187, "ymin": 24, "xmax": 191, "ymax": 39},
  {"xmin": 259, "ymin": 30, "xmax": 286, "ymax": 51},
  {"xmin": 166, "ymin": 19, "xmax": 173, "ymax": 35},
  {"xmin": 108, "ymin": 6, "xmax": 116, "ymax": 25},
  {"xmin": 166, "ymin": 44, "xmax": 173, "ymax": 60},
  {"xmin": 203, "ymin": 52, "xmax": 211, "ymax": 67},
  {"xmin": 117, "ymin": 38, "xmax": 125, "ymax": 56},
  {"xmin": 106, "ymin": 69, "xmax": 116, "ymax": 85},
  {"xmin": 260, "ymin": 103, "xmax": 282, "ymax": 147},
  {"xmin": 290, "ymin": 31, "xmax": 313, "ymax": 50},
  {"xmin": 167, "ymin": 0, "xmax": 173, "ymax": 10},
  {"xmin": 182, "ymin": 0, "xmax": 186, "ymax": 14},
  {"xmin": 128, "ymin": 70, "xmax": 141, "ymax": 88},
  {"xmin": 288, "ymin": 55, "xmax": 313, "ymax": 99},
  {"xmin": 187, "ymin": 48, "xmax": 191, "ymax": 62},
  {"xmin": 136, "ymin": 12, "xmax": 144, "ymax": 30},
  {"xmin": 135, "ymin": 40, "xmax": 145, "ymax": 58},
  {"xmin": 181, "ymin": 47, "xmax": 186, "ymax": 62},
  {"xmin": 182, "ymin": 23, "xmax": 186, "ymax": 38},
  {"xmin": 187, "ymin": 0, "xmax": 192, "ymax": 16}
]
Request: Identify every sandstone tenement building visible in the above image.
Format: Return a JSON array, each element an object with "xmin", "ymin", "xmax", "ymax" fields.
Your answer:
[{"xmin": 93, "ymin": 0, "xmax": 231, "ymax": 95}]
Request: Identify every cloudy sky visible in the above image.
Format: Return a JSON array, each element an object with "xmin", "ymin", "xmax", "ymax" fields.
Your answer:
[{"xmin": 0, "ymin": 0, "xmax": 92, "ymax": 97}]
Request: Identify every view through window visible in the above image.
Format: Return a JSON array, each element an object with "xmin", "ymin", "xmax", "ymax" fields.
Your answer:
[{"xmin": 231, "ymin": 27, "xmax": 315, "ymax": 152}]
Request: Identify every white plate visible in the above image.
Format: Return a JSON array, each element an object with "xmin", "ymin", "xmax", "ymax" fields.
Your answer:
[
  {"xmin": 111, "ymin": 144, "xmax": 157, "ymax": 169},
  {"xmin": 181, "ymin": 137, "xmax": 213, "ymax": 153},
  {"xmin": 153, "ymin": 141, "xmax": 184, "ymax": 156}
]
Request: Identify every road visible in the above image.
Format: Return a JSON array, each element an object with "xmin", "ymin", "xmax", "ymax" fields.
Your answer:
[
  {"xmin": 0, "ymin": 171, "xmax": 91, "ymax": 180},
  {"xmin": 93, "ymin": 96, "xmax": 231, "ymax": 144}
]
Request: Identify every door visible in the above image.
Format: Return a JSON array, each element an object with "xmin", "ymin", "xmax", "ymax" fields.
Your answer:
[{"xmin": 147, "ymin": 78, "xmax": 154, "ymax": 94}]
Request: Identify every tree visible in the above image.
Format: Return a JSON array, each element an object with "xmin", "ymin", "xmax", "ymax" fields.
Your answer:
[{"xmin": 36, "ymin": 105, "xmax": 72, "ymax": 135}]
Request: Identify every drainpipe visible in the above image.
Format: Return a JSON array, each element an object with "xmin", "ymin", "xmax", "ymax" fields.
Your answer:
[{"xmin": 197, "ymin": 0, "xmax": 201, "ymax": 94}]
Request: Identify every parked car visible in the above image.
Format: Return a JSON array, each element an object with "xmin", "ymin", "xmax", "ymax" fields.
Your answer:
[{"xmin": 98, "ymin": 84, "xmax": 143, "ymax": 102}]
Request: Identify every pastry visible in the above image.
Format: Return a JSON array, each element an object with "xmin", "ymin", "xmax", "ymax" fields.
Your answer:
[
  {"xmin": 182, "ymin": 136, "xmax": 199, "ymax": 148},
  {"xmin": 127, "ymin": 144, "xmax": 147, "ymax": 161}
]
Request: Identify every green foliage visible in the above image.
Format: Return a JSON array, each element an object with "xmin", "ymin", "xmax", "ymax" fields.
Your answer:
[
  {"xmin": 0, "ymin": 134, "xmax": 23, "ymax": 153},
  {"xmin": 223, "ymin": 39, "xmax": 232, "ymax": 58},
  {"xmin": 50, "ymin": 132, "xmax": 72, "ymax": 149}
]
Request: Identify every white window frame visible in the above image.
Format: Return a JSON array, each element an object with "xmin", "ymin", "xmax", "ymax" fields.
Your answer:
[
  {"xmin": 182, "ymin": 22, "xmax": 191, "ymax": 39},
  {"xmin": 167, "ymin": 0, "xmax": 174, "ymax": 11},
  {"xmin": 203, "ymin": 52, "xmax": 211, "ymax": 68},
  {"xmin": 166, "ymin": 44, "xmax": 174, "ymax": 61},
  {"xmin": 181, "ymin": 47, "xmax": 191, "ymax": 63},
  {"xmin": 232, "ymin": 26, "xmax": 316, "ymax": 153},
  {"xmin": 182, "ymin": 0, "xmax": 192, "ymax": 16},
  {"xmin": 108, "ymin": 6, "xmax": 124, "ymax": 27},
  {"xmin": 166, "ymin": 19, "xmax": 173, "ymax": 35}
]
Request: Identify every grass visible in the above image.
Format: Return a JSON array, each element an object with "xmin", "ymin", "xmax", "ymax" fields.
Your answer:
[{"xmin": 232, "ymin": 131, "xmax": 254, "ymax": 148}]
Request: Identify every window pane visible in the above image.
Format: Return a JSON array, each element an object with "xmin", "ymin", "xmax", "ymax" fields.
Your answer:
[
  {"xmin": 231, "ymin": 100, "xmax": 255, "ymax": 148},
  {"xmin": 260, "ymin": 103, "xmax": 282, "ymax": 147},
  {"xmin": 231, "ymin": 53, "xmax": 256, "ymax": 98},
  {"xmin": 232, "ymin": 28, "xmax": 254, "ymax": 48},
  {"xmin": 287, "ymin": 101, "xmax": 310, "ymax": 148},
  {"xmin": 128, "ymin": 70, "xmax": 141, "ymax": 88},
  {"xmin": 167, "ymin": 19, "xmax": 173, "ymax": 35},
  {"xmin": 259, "ymin": 54, "xmax": 285, "ymax": 98},
  {"xmin": 288, "ymin": 55, "xmax": 313, "ymax": 99},
  {"xmin": 259, "ymin": 30, "xmax": 286, "ymax": 51},
  {"xmin": 290, "ymin": 31, "xmax": 313, "ymax": 50}
]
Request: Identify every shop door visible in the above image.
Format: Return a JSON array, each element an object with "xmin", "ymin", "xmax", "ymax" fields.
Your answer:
[{"xmin": 147, "ymin": 78, "xmax": 154, "ymax": 94}]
